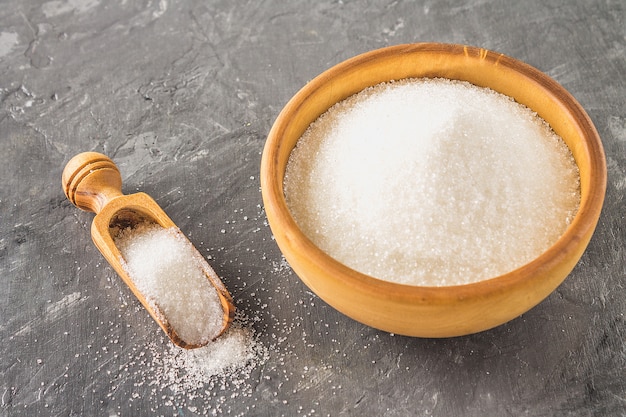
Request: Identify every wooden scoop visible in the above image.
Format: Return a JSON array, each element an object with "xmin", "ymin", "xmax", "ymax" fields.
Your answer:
[{"xmin": 62, "ymin": 152, "xmax": 234, "ymax": 349}]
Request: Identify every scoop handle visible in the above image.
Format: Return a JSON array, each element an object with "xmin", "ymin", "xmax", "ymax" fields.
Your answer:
[{"xmin": 62, "ymin": 152, "xmax": 124, "ymax": 214}]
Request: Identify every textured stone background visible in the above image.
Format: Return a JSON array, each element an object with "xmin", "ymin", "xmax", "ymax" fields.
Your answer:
[{"xmin": 1, "ymin": 0, "xmax": 624, "ymax": 416}]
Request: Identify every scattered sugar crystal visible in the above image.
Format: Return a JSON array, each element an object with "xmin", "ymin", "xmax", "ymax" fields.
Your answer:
[
  {"xmin": 284, "ymin": 78, "xmax": 581, "ymax": 286},
  {"xmin": 115, "ymin": 223, "xmax": 224, "ymax": 345},
  {"xmin": 156, "ymin": 321, "xmax": 265, "ymax": 393},
  {"xmin": 124, "ymin": 311, "xmax": 269, "ymax": 415}
]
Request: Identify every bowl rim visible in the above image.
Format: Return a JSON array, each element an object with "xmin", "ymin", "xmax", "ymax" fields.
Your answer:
[{"xmin": 261, "ymin": 42, "xmax": 607, "ymax": 305}]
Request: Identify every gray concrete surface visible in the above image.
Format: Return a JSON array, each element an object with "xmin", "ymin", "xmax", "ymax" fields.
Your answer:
[{"xmin": 1, "ymin": 0, "xmax": 625, "ymax": 416}]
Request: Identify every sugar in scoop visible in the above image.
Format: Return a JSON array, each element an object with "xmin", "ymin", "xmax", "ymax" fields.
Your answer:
[
  {"xmin": 63, "ymin": 152, "xmax": 234, "ymax": 348},
  {"xmin": 115, "ymin": 223, "xmax": 226, "ymax": 346}
]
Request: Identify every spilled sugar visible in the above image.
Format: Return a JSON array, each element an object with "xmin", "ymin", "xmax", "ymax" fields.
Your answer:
[
  {"xmin": 115, "ymin": 223, "xmax": 224, "ymax": 346},
  {"xmin": 146, "ymin": 313, "xmax": 269, "ymax": 403},
  {"xmin": 114, "ymin": 311, "xmax": 270, "ymax": 416},
  {"xmin": 284, "ymin": 78, "xmax": 581, "ymax": 286},
  {"xmin": 155, "ymin": 321, "xmax": 261, "ymax": 391}
]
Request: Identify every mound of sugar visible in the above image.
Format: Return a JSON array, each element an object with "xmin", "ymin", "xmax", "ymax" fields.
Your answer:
[
  {"xmin": 284, "ymin": 78, "xmax": 580, "ymax": 286},
  {"xmin": 157, "ymin": 322, "xmax": 263, "ymax": 392},
  {"xmin": 115, "ymin": 223, "xmax": 224, "ymax": 345}
]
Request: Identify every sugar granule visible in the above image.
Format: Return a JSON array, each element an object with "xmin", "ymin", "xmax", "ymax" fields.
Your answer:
[{"xmin": 284, "ymin": 78, "xmax": 581, "ymax": 286}]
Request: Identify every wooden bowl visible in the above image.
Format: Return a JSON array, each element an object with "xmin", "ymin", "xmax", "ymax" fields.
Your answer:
[{"xmin": 260, "ymin": 43, "xmax": 607, "ymax": 337}]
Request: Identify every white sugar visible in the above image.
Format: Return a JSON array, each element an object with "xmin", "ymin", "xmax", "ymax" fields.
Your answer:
[
  {"xmin": 117, "ymin": 311, "xmax": 269, "ymax": 415},
  {"xmin": 156, "ymin": 320, "xmax": 265, "ymax": 393},
  {"xmin": 115, "ymin": 223, "xmax": 224, "ymax": 345},
  {"xmin": 284, "ymin": 78, "xmax": 580, "ymax": 286}
]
